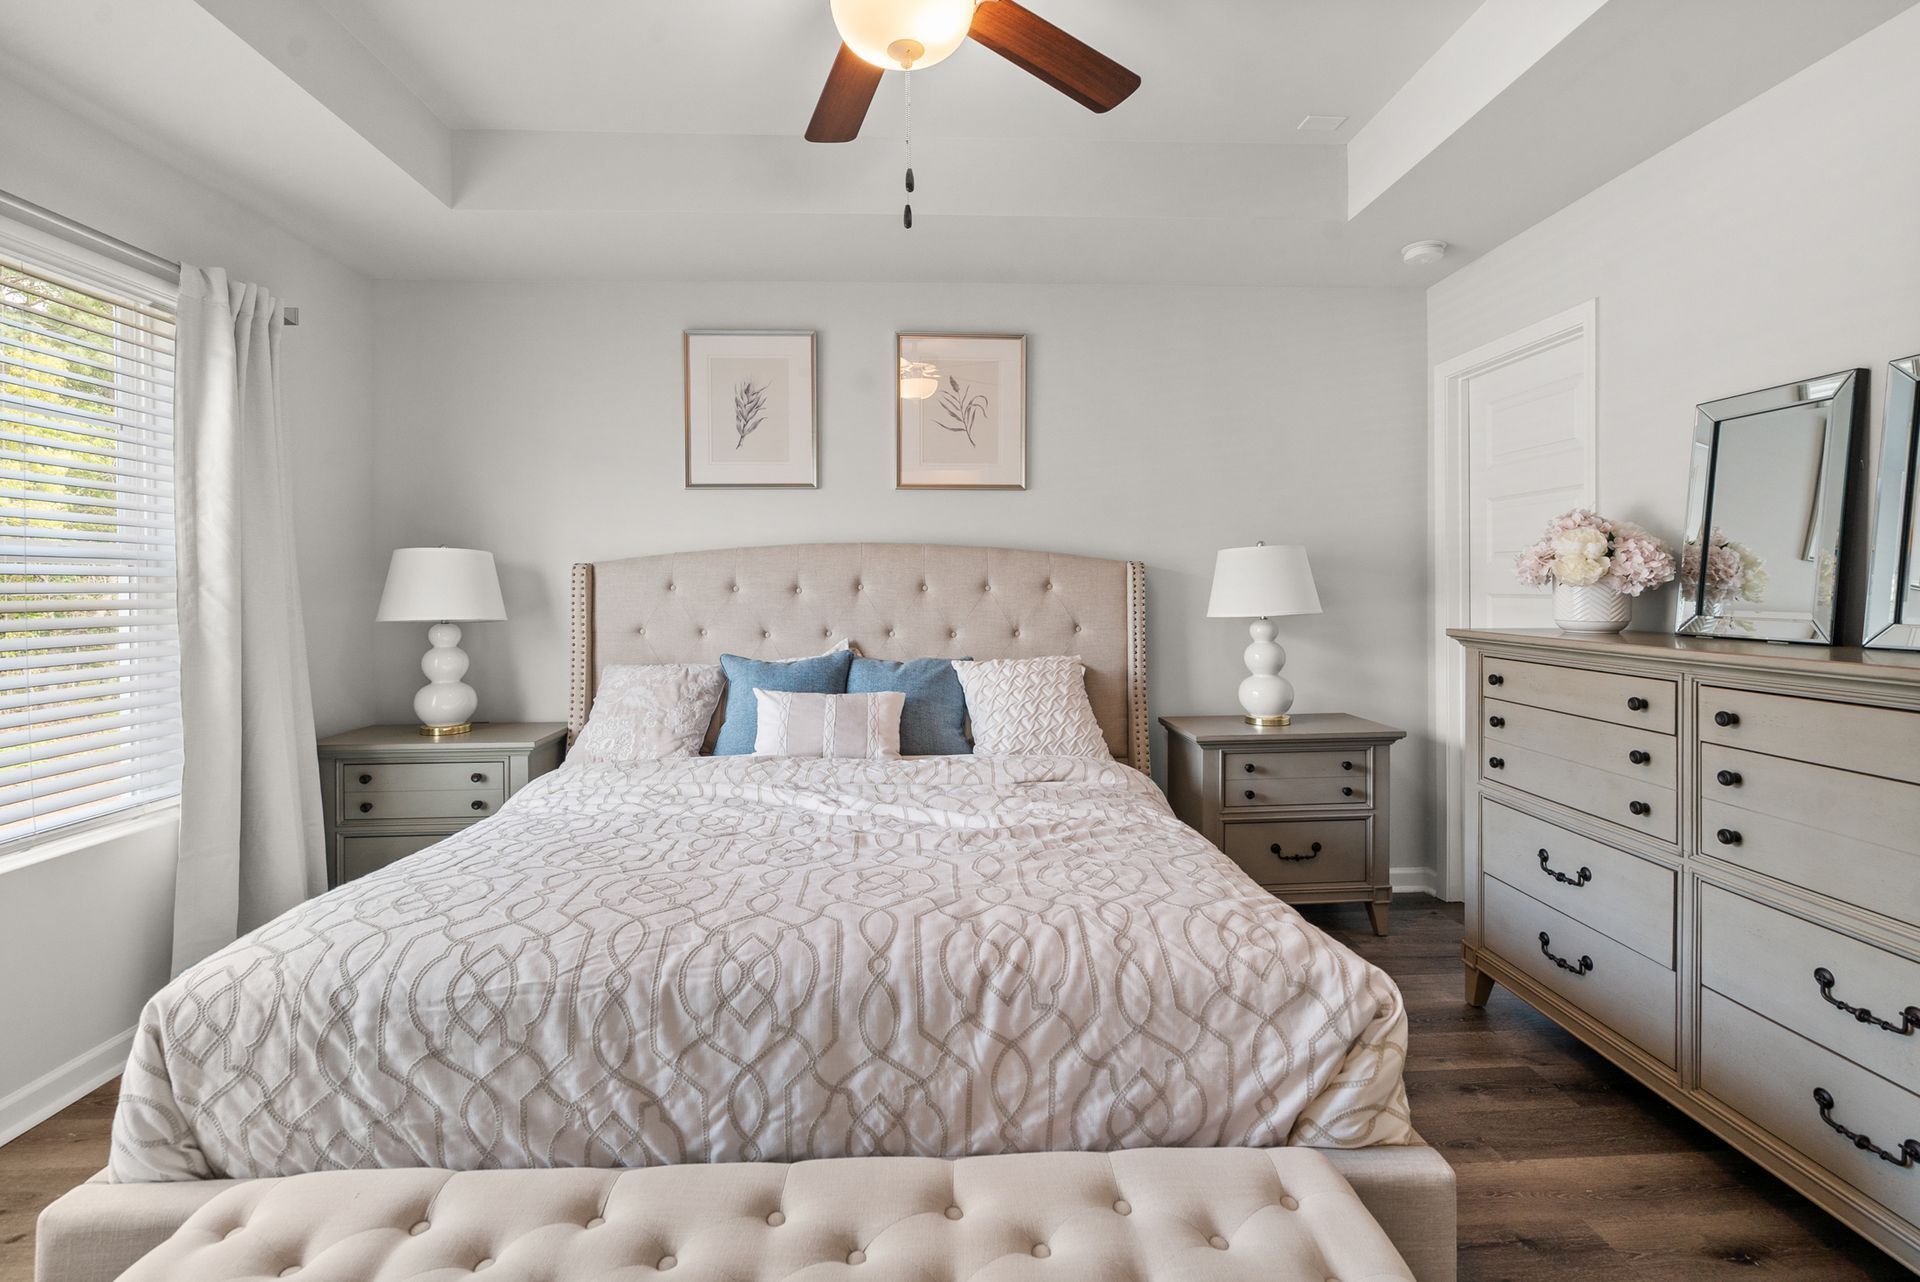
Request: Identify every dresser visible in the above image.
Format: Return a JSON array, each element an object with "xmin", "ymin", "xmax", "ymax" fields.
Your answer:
[
  {"xmin": 317, "ymin": 723, "xmax": 567, "ymax": 885},
  {"xmin": 1161, "ymin": 713, "xmax": 1405, "ymax": 934},
  {"xmin": 1452, "ymin": 629, "xmax": 1920, "ymax": 1271}
]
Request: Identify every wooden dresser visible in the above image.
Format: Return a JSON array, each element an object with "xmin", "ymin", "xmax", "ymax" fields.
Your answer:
[{"xmin": 1452, "ymin": 629, "xmax": 1920, "ymax": 1271}]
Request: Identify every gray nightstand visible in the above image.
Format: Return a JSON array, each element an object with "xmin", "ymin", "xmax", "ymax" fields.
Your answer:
[
  {"xmin": 317, "ymin": 722, "xmax": 567, "ymax": 885},
  {"xmin": 1160, "ymin": 713, "xmax": 1406, "ymax": 935}
]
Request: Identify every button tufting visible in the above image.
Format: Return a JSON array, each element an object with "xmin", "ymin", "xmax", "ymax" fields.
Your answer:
[
  {"xmin": 982, "ymin": 583, "xmax": 991, "ymax": 592},
  {"xmin": 1011, "ymin": 629, "xmax": 1020, "ymax": 638},
  {"xmin": 1045, "ymin": 582, "xmax": 1054, "ymax": 590},
  {"xmin": 698, "ymin": 628, "xmax": 707, "ymax": 636},
  {"xmin": 762, "ymin": 631, "xmax": 771, "ymax": 639},
  {"xmin": 766, "ymin": 1211, "xmax": 785, "ymax": 1227},
  {"xmin": 666, "ymin": 583, "xmax": 675, "ymax": 591},
  {"xmin": 793, "ymin": 585, "xmax": 802, "ymax": 594},
  {"xmin": 1031, "ymin": 1244, "xmax": 1051, "ymax": 1259},
  {"xmin": 1113, "ymin": 1200, "xmax": 1131, "ymax": 1215},
  {"xmin": 585, "ymin": 1217, "xmax": 605, "ymax": 1229},
  {"xmin": 730, "ymin": 584, "xmax": 739, "ymax": 593},
  {"xmin": 658, "ymin": 1255, "xmax": 677, "ymax": 1270},
  {"xmin": 919, "ymin": 583, "xmax": 928, "ymax": 592},
  {"xmin": 1209, "ymin": 1235, "xmax": 1228, "ymax": 1250},
  {"xmin": 944, "ymin": 1206, "xmax": 962, "ymax": 1221},
  {"xmin": 855, "ymin": 583, "xmax": 864, "ymax": 592},
  {"xmin": 1280, "ymin": 1196, "xmax": 1299, "ymax": 1212},
  {"xmin": 948, "ymin": 630, "xmax": 957, "ymax": 638},
  {"xmin": 847, "ymin": 1250, "xmax": 867, "ymax": 1265},
  {"xmin": 886, "ymin": 629, "xmax": 896, "ymax": 638},
  {"xmin": 409, "ymin": 1221, "xmax": 430, "ymax": 1236}
]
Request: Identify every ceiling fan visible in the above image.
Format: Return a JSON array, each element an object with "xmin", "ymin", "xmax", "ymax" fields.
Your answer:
[{"xmin": 806, "ymin": 0, "xmax": 1142, "ymax": 143}]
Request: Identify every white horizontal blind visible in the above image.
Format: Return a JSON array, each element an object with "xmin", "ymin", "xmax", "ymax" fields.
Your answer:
[{"xmin": 0, "ymin": 251, "xmax": 180, "ymax": 848}]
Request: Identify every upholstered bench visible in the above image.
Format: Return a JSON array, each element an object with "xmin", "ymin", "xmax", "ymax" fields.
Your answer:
[{"xmin": 72, "ymin": 1149, "xmax": 1424, "ymax": 1282}]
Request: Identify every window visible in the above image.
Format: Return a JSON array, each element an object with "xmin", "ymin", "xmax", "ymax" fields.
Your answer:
[{"xmin": 0, "ymin": 245, "xmax": 179, "ymax": 848}]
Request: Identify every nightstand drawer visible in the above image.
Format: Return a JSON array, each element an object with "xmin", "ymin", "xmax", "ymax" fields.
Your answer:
[
  {"xmin": 1222, "ymin": 749, "xmax": 1366, "ymax": 781},
  {"xmin": 1222, "ymin": 818, "xmax": 1370, "ymax": 887},
  {"xmin": 342, "ymin": 760, "xmax": 508, "ymax": 793},
  {"xmin": 1224, "ymin": 776, "xmax": 1368, "ymax": 809},
  {"xmin": 341, "ymin": 788, "xmax": 502, "ymax": 823},
  {"xmin": 338, "ymin": 833, "xmax": 444, "ymax": 881}
]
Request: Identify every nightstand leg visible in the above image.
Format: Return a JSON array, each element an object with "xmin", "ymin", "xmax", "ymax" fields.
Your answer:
[
  {"xmin": 1366, "ymin": 900, "xmax": 1390, "ymax": 936},
  {"xmin": 1465, "ymin": 962, "xmax": 1495, "ymax": 1007}
]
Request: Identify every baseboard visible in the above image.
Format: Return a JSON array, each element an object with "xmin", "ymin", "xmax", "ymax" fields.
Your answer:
[
  {"xmin": 0, "ymin": 1027, "xmax": 130, "ymax": 1147},
  {"xmin": 1390, "ymin": 864, "xmax": 1442, "ymax": 898}
]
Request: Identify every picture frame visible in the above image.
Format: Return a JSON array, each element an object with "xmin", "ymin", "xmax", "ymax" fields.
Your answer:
[
  {"xmin": 896, "ymin": 333, "xmax": 1027, "ymax": 490},
  {"xmin": 684, "ymin": 330, "xmax": 817, "ymax": 488}
]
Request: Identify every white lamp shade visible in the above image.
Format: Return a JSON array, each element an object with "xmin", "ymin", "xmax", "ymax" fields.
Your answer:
[
  {"xmin": 831, "ymin": 0, "xmax": 976, "ymax": 69},
  {"xmin": 376, "ymin": 548, "xmax": 506, "ymax": 623},
  {"xmin": 1207, "ymin": 544, "xmax": 1322, "ymax": 618}
]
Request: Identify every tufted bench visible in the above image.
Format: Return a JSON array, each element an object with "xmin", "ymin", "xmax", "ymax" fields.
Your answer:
[{"xmin": 78, "ymin": 1149, "xmax": 1422, "ymax": 1282}]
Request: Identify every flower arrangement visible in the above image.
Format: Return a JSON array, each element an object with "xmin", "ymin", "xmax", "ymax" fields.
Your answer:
[
  {"xmin": 1515, "ymin": 510, "xmax": 1675, "ymax": 596},
  {"xmin": 1679, "ymin": 528, "xmax": 1769, "ymax": 605}
]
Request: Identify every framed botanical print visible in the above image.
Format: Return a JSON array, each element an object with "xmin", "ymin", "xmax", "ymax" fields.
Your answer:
[
  {"xmin": 896, "ymin": 333, "xmax": 1026, "ymax": 490},
  {"xmin": 684, "ymin": 330, "xmax": 817, "ymax": 488}
]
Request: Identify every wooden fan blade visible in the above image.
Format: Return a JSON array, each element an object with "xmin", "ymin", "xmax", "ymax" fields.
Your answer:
[
  {"xmin": 806, "ymin": 44, "xmax": 885, "ymax": 142},
  {"xmin": 968, "ymin": 0, "xmax": 1140, "ymax": 113}
]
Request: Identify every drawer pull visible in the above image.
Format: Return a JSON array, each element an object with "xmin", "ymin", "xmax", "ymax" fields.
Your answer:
[
  {"xmin": 1628, "ymin": 800, "xmax": 1650, "ymax": 816},
  {"xmin": 471, "ymin": 800, "xmax": 487, "ymax": 811},
  {"xmin": 470, "ymin": 772, "xmax": 487, "ymax": 783},
  {"xmin": 1341, "ymin": 786, "xmax": 1355, "ymax": 797},
  {"xmin": 1270, "ymin": 841, "xmax": 1322, "ymax": 863},
  {"xmin": 1341, "ymin": 760, "xmax": 1354, "ymax": 771},
  {"xmin": 1244, "ymin": 763, "xmax": 1256, "ymax": 773},
  {"xmin": 1716, "ymin": 769, "xmax": 1742, "ymax": 787},
  {"xmin": 1488, "ymin": 716, "xmax": 1505, "ymax": 729},
  {"xmin": 1814, "ymin": 967, "xmax": 1920, "ymax": 1036},
  {"xmin": 359, "ymin": 802, "xmax": 373, "ymax": 814},
  {"xmin": 1537, "ymin": 931, "xmax": 1593, "ymax": 976},
  {"xmin": 1488, "ymin": 757, "xmax": 1505, "ymax": 770},
  {"xmin": 1628, "ymin": 749, "xmax": 1650, "ymax": 765},
  {"xmin": 1244, "ymin": 790, "xmax": 1256, "ymax": 800},
  {"xmin": 357, "ymin": 773, "xmax": 372, "ymax": 785},
  {"xmin": 1626, "ymin": 696, "xmax": 1649, "ymax": 712},
  {"xmin": 1716, "ymin": 828, "xmax": 1742, "ymax": 846},
  {"xmin": 1714, "ymin": 710, "xmax": 1739, "ymax": 727},
  {"xmin": 1487, "ymin": 673, "xmax": 1504, "ymax": 686},
  {"xmin": 1536, "ymin": 848, "xmax": 1592, "ymax": 887},
  {"xmin": 1812, "ymin": 1087, "xmax": 1920, "ymax": 1169}
]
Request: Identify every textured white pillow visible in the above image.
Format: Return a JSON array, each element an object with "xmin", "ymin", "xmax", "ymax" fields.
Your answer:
[
  {"xmin": 753, "ymin": 690, "xmax": 905, "ymax": 759},
  {"xmin": 951, "ymin": 655, "xmax": 1111, "ymax": 758},
  {"xmin": 573, "ymin": 663, "xmax": 725, "ymax": 763}
]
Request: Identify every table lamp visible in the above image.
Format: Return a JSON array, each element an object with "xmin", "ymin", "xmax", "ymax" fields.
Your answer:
[
  {"xmin": 1207, "ymin": 543, "xmax": 1322, "ymax": 726},
  {"xmin": 375, "ymin": 547, "xmax": 507, "ymax": 737}
]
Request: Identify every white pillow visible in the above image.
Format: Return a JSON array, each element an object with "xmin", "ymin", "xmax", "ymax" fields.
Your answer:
[
  {"xmin": 951, "ymin": 655, "xmax": 1111, "ymax": 758},
  {"xmin": 752, "ymin": 690, "xmax": 905, "ymax": 759},
  {"xmin": 573, "ymin": 663, "xmax": 725, "ymax": 763}
]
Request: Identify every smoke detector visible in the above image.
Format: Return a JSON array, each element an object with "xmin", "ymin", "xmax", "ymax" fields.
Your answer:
[{"xmin": 1401, "ymin": 240, "xmax": 1448, "ymax": 266}]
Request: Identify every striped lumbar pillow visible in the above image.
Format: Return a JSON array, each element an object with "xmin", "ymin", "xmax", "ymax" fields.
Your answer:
[{"xmin": 752, "ymin": 690, "xmax": 905, "ymax": 759}]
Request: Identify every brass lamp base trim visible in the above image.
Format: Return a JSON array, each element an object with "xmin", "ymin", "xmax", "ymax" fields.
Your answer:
[
  {"xmin": 419, "ymin": 722, "xmax": 472, "ymax": 738},
  {"xmin": 1244, "ymin": 713, "xmax": 1292, "ymax": 727}
]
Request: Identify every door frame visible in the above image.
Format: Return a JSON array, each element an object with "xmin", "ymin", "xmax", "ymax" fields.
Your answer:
[{"xmin": 1428, "ymin": 299, "xmax": 1597, "ymax": 901}]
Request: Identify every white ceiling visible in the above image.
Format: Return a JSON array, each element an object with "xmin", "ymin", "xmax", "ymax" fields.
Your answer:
[{"xmin": 0, "ymin": 0, "xmax": 1911, "ymax": 285}]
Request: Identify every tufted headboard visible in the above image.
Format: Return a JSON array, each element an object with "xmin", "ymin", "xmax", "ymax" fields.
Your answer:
[{"xmin": 569, "ymin": 544, "xmax": 1149, "ymax": 769}]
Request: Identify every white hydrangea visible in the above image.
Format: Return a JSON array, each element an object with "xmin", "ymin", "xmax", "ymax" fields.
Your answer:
[{"xmin": 1550, "ymin": 527, "xmax": 1609, "ymax": 586}]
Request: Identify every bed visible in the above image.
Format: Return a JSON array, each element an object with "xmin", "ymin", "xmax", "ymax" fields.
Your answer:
[{"xmin": 48, "ymin": 544, "xmax": 1455, "ymax": 1279}]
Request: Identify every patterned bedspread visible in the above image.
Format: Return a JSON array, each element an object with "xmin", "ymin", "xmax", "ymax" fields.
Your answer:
[{"xmin": 111, "ymin": 756, "xmax": 1412, "ymax": 1181}]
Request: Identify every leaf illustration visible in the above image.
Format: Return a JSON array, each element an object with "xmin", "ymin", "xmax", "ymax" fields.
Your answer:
[
  {"xmin": 934, "ymin": 377, "xmax": 990, "ymax": 448},
  {"xmin": 734, "ymin": 380, "xmax": 768, "ymax": 449}
]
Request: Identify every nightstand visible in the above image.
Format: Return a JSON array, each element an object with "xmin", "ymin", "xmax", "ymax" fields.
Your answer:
[
  {"xmin": 1160, "ymin": 713, "xmax": 1406, "ymax": 934},
  {"xmin": 317, "ymin": 722, "xmax": 567, "ymax": 885}
]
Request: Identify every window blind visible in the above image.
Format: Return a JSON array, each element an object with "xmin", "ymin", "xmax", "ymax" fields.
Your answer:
[{"xmin": 0, "ymin": 251, "xmax": 179, "ymax": 848}]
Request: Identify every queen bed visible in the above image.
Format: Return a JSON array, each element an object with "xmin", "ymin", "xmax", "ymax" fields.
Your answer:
[{"xmin": 42, "ymin": 544, "xmax": 1455, "ymax": 1280}]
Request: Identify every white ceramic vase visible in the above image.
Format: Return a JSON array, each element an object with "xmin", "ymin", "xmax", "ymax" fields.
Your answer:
[{"xmin": 1553, "ymin": 582, "xmax": 1632, "ymax": 634}]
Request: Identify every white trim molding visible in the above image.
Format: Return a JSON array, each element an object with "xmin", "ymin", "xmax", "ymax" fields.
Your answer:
[
  {"xmin": 0, "ymin": 1026, "xmax": 130, "ymax": 1147},
  {"xmin": 1390, "ymin": 864, "xmax": 1442, "ymax": 899},
  {"xmin": 1428, "ymin": 299, "xmax": 1598, "ymax": 903}
]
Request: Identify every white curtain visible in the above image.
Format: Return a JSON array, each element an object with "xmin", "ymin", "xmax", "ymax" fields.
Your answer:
[{"xmin": 171, "ymin": 267, "xmax": 325, "ymax": 974}]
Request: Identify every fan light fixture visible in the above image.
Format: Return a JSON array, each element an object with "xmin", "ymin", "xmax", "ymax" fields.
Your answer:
[
  {"xmin": 900, "ymin": 358, "xmax": 940, "ymax": 399},
  {"xmin": 831, "ymin": 0, "xmax": 978, "ymax": 70}
]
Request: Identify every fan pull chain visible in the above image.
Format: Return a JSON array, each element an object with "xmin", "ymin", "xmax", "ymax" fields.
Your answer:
[{"xmin": 903, "ymin": 69, "xmax": 914, "ymax": 229}]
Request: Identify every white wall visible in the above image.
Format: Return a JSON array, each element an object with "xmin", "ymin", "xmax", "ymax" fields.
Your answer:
[
  {"xmin": 0, "ymin": 76, "xmax": 377, "ymax": 1137},
  {"xmin": 369, "ymin": 280, "xmax": 1436, "ymax": 879},
  {"xmin": 1428, "ymin": 5, "xmax": 1920, "ymax": 632}
]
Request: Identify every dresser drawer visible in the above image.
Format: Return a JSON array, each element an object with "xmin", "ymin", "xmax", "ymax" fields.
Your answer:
[
  {"xmin": 1698, "ymin": 686, "xmax": 1920, "ymax": 784},
  {"xmin": 1482, "ymin": 742, "xmax": 1675, "ymax": 843},
  {"xmin": 1701, "ymin": 886, "xmax": 1920, "ymax": 1090},
  {"xmin": 1222, "ymin": 818, "xmax": 1370, "ymax": 888},
  {"xmin": 1700, "ymin": 989, "xmax": 1920, "ymax": 1230},
  {"xmin": 1481, "ymin": 799, "xmax": 1675, "ymax": 966},
  {"xmin": 343, "ymin": 760, "xmax": 509, "ymax": 793},
  {"xmin": 340, "ymin": 788, "xmax": 502, "ymax": 823},
  {"xmin": 1224, "ymin": 775, "xmax": 1369, "ymax": 809},
  {"xmin": 1482, "ymin": 657, "xmax": 1676, "ymax": 734},
  {"xmin": 1484, "ymin": 698, "xmax": 1674, "ymax": 790},
  {"xmin": 338, "ymin": 832, "xmax": 444, "ymax": 881},
  {"xmin": 1483, "ymin": 874, "xmax": 1676, "ymax": 1065},
  {"xmin": 1699, "ymin": 798, "xmax": 1920, "ymax": 927}
]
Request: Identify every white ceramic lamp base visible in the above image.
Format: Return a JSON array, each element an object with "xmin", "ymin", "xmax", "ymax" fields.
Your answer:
[
  {"xmin": 414, "ymin": 622, "xmax": 478, "ymax": 736},
  {"xmin": 1237, "ymin": 618, "xmax": 1296, "ymax": 726}
]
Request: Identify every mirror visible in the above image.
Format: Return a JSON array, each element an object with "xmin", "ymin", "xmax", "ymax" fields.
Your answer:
[
  {"xmin": 1864, "ymin": 355, "xmax": 1920, "ymax": 650},
  {"xmin": 1676, "ymin": 369, "xmax": 1867, "ymax": 643}
]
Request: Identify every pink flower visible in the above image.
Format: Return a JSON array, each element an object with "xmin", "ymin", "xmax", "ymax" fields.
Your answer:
[{"xmin": 1514, "ymin": 510, "xmax": 1675, "ymax": 594}]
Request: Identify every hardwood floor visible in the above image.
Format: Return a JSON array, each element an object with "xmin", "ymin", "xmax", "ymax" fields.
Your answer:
[{"xmin": 0, "ymin": 895, "xmax": 1906, "ymax": 1281}]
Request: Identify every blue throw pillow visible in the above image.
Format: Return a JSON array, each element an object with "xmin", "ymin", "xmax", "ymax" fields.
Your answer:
[
  {"xmin": 714, "ymin": 650, "xmax": 855, "ymax": 755},
  {"xmin": 848, "ymin": 656, "xmax": 971, "ymax": 756}
]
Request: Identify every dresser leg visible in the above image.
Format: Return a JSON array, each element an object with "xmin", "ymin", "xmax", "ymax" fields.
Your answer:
[
  {"xmin": 1465, "ymin": 962, "xmax": 1495, "ymax": 1008},
  {"xmin": 1366, "ymin": 901, "xmax": 1390, "ymax": 936}
]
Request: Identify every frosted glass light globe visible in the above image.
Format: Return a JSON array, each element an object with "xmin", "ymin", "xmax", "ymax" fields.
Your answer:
[{"xmin": 831, "ymin": 0, "xmax": 977, "ymax": 69}]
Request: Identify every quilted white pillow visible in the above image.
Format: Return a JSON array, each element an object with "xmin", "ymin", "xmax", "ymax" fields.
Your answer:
[
  {"xmin": 753, "ymin": 690, "xmax": 905, "ymax": 759},
  {"xmin": 573, "ymin": 663, "xmax": 725, "ymax": 763},
  {"xmin": 951, "ymin": 655, "xmax": 1111, "ymax": 758}
]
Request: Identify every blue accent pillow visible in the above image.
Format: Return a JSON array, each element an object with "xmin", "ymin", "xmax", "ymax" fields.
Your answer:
[
  {"xmin": 714, "ymin": 650, "xmax": 856, "ymax": 755},
  {"xmin": 847, "ymin": 657, "xmax": 972, "ymax": 756}
]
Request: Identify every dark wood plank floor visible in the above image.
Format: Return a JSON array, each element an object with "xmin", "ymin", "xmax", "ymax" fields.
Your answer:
[{"xmin": 0, "ymin": 895, "xmax": 1906, "ymax": 1281}]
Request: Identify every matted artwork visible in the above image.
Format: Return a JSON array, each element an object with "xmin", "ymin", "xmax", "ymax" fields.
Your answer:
[
  {"xmin": 684, "ymin": 331, "xmax": 817, "ymax": 487},
  {"xmin": 896, "ymin": 333, "xmax": 1027, "ymax": 490}
]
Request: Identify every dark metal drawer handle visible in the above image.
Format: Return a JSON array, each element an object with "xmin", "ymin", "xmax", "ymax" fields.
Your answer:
[
  {"xmin": 1626, "ymin": 696, "xmax": 1648, "ymax": 712},
  {"xmin": 1815, "ymin": 967, "xmax": 1920, "ymax": 1036},
  {"xmin": 358, "ymin": 802, "xmax": 373, "ymax": 814},
  {"xmin": 1628, "ymin": 800, "xmax": 1650, "ymax": 816},
  {"xmin": 1628, "ymin": 749, "xmax": 1650, "ymax": 765},
  {"xmin": 1537, "ymin": 848, "xmax": 1591, "ymax": 887},
  {"xmin": 1488, "ymin": 757, "xmax": 1505, "ymax": 770},
  {"xmin": 1538, "ymin": 932, "xmax": 1593, "ymax": 976},
  {"xmin": 1714, "ymin": 710, "xmax": 1739, "ymax": 727},
  {"xmin": 1488, "ymin": 716, "xmax": 1505, "ymax": 729},
  {"xmin": 471, "ymin": 800, "xmax": 487, "ymax": 811},
  {"xmin": 1812, "ymin": 1088, "xmax": 1920, "ymax": 1168},
  {"xmin": 358, "ymin": 773, "xmax": 372, "ymax": 785},
  {"xmin": 1716, "ymin": 828, "xmax": 1742, "ymax": 846},
  {"xmin": 1341, "ymin": 786, "xmax": 1355, "ymax": 797},
  {"xmin": 471, "ymin": 772, "xmax": 487, "ymax": 783},
  {"xmin": 1487, "ymin": 673, "xmax": 1504, "ymax": 686},
  {"xmin": 1341, "ymin": 760, "xmax": 1354, "ymax": 771},
  {"xmin": 1716, "ymin": 770, "xmax": 1742, "ymax": 787},
  {"xmin": 1244, "ymin": 790, "xmax": 1256, "ymax": 800},
  {"xmin": 1244, "ymin": 763, "xmax": 1256, "ymax": 773},
  {"xmin": 1270, "ymin": 841, "xmax": 1322, "ymax": 863}
]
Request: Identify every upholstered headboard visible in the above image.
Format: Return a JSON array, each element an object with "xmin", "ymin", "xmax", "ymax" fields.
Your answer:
[{"xmin": 569, "ymin": 544, "xmax": 1149, "ymax": 769}]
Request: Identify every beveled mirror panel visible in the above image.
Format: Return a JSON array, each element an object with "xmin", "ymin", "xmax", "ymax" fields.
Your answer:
[
  {"xmin": 1676, "ymin": 369, "xmax": 1867, "ymax": 643},
  {"xmin": 1864, "ymin": 356, "xmax": 1920, "ymax": 650}
]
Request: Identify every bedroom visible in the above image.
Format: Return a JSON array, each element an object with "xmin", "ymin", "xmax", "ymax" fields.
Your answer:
[{"xmin": 0, "ymin": 0, "xmax": 1916, "ymax": 1278}]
